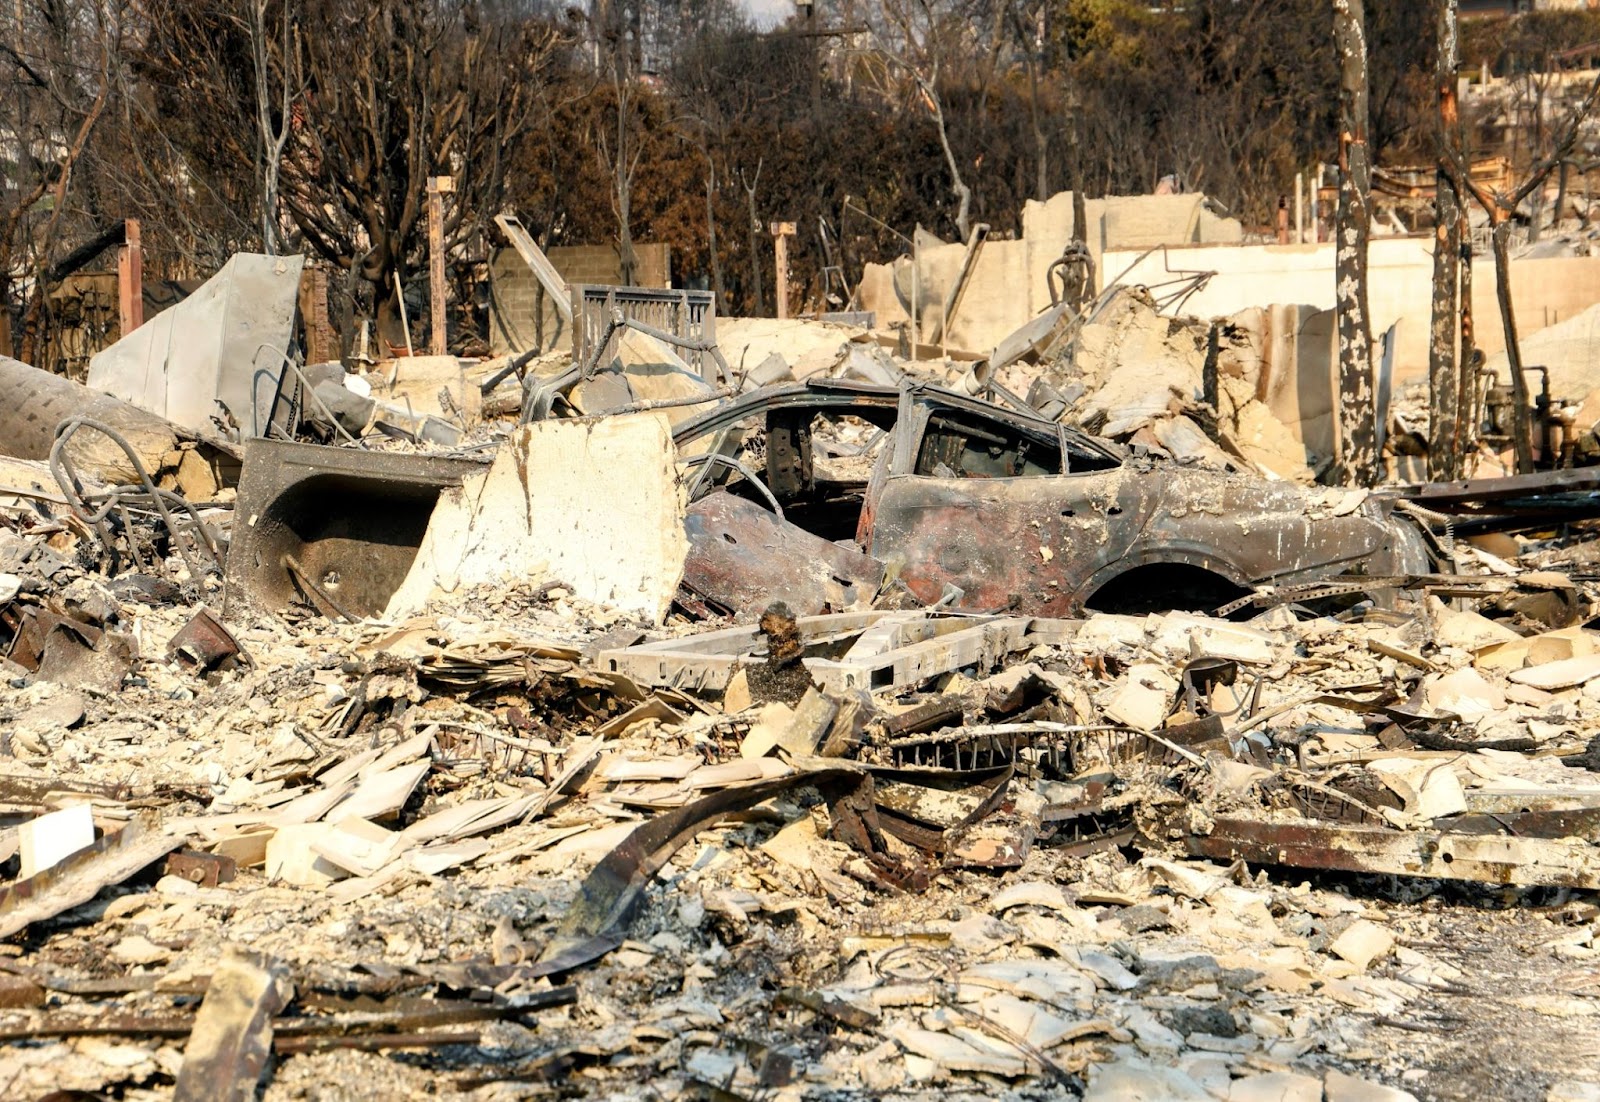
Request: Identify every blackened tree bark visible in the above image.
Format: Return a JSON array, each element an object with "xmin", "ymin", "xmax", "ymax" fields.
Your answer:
[
  {"xmin": 1427, "ymin": 0, "xmax": 1460, "ymax": 479},
  {"xmin": 740, "ymin": 161, "xmax": 766, "ymax": 317},
  {"xmin": 1456, "ymin": 207, "xmax": 1476, "ymax": 459},
  {"xmin": 248, "ymin": 0, "xmax": 297, "ymax": 255},
  {"xmin": 275, "ymin": 2, "xmax": 555, "ymax": 347},
  {"xmin": 1490, "ymin": 214, "xmax": 1532, "ymax": 470},
  {"xmin": 1332, "ymin": 0, "xmax": 1379, "ymax": 487}
]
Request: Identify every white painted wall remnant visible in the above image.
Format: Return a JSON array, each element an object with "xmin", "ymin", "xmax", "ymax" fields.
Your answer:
[
  {"xmin": 385, "ymin": 412, "xmax": 688, "ymax": 623},
  {"xmin": 87, "ymin": 253, "xmax": 305, "ymax": 438}
]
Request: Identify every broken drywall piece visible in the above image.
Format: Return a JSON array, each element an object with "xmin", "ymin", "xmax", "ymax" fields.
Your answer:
[
  {"xmin": 1103, "ymin": 663, "xmax": 1177, "ymax": 731},
  {"xmin": 309, "ymin": 817, "xmax": 402, "ymax": 878},
  {"xmin": 18, "ymin": 803, "xmax": 95, "ymax": 880},
  {"xmin": 333, "ymin": 760, "xmax": 430, "ymax": 822},
  {"xmin": 88, "ymin": 253, "xmax": 304, "ymax": 439},
  {"xmin": 1367, "ymin": 759, "xmax": 1467, "ymax": 820},
  {"xmin": 385, "ymin": 413, "xmax": 688, "ymax": 623},
  {"xmin": 173, "ymin": 945, "xmax": 293, "ymax": 1102},
  {"xmin": 1328, "ymin": 918, "xmax": 1396, "ymax": 972},
  {"xmin": 1476, "ymin": 626, "xmax": 1600, "ymax": 673},
  {"xmin": 1323, "ymin": 1069, "xmax": 1420, "ymax": 1102},
  {"xmin": 778, "ymin": 688, "xmax": 838, "ymax": 757},
  {"xmin": 1228, "ymin": 1072, "xmax": 1324, "ymax": 1102},
  {"xmin": 1422, "ymin": 667, "xmax": 1507, "ymax": 719},
  {"xmin": 265, "ymin": 823, "xmax": 349, "ymax": 887},
  {"xmin": 1509, "ymin": 654, "xmax": 1600, "ymax": 691},
  {"xmin": 740, "ymin": 702, "xmax": 794, "ymax": 759},
  {"xmin": 1147, "ymin": 612, "xmax": 1277, "ymax": 664},
  {"xmin": 1083, "ymin": 1056, "xmax": 1214, "ymax": 1101},
  {"xmin": 1432, "ymin": 602, "xmax": 1521, "ymax": 651}
]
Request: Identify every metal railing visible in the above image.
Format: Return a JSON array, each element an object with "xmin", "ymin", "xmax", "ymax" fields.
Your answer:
[{"xmin": 572, "ymin": 285, "xmax": 717, "ymax": 381}]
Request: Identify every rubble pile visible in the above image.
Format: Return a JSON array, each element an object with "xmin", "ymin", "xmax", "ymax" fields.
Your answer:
[
  {"xmin": 9, "ymin": 270, "xmax": 1600, "ymax": 1098},
  {"xmin": 6, "ymin": 415, "xmax": 1600, "ymax": 1100},
  {"xmin": 985, "ymin": 288, "xmax": 1340, "ymax": 485}
]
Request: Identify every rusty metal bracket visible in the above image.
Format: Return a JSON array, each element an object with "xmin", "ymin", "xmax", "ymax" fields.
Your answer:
[{"xmin": 164, "ymin": 850, "xmax": 238, "ymax": 887}]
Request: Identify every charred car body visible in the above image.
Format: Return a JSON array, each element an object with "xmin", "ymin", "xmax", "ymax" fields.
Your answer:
[{"xmin": 672, "ymin": 380, "xmax": 1439, "ymax": 618}]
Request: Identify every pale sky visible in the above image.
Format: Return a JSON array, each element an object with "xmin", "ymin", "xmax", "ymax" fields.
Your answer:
[{"xmin": 742, "ymin": 0, "xmax": 796, "ymax": 30}]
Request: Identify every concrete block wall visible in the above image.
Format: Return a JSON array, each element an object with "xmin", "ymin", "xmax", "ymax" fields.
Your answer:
[{"xmin": 488, "ymin": 242, "xmax": 671, "ymax": 355}]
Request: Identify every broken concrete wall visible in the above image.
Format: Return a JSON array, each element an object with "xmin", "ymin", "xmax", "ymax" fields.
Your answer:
[
  {"xmin": 487, "ymin": 243, "xmax": 672, "ymax": 356},
  {"xmin": 1108, "ymin": 239, "xmax": 1600, "ymax": 389},
  {"xmin": 363, "ymin": 355, "xmax": 482, "ymax": 433},
  {"xmin": 900, "ymin": 234, "xmax": 1031, "ymax": 355},
  {"xmin": 1218, "ymin": 304, "xmax": 1338, "ymax": 474},
  {"xmin": 1488, "ymin": 299, "xmax": 1600, "ymax": 401},
  {"xmin": 1010, "ymin": 291, "xmax": 1334, "ymax": 481},
  {"xmin": 855, "ymin": 192, "xmax": 1244, "ymax": 358},
  {"xmin": 87, "ymin": 253, "xmax": 304, "ymax": 439},
  {"xmin": 715, "ymin": 318, "xmax": 872, "ymax": 381},
  {"xmin": 569, "ymin": 329, "xmax": 722, "ymax": 427},
  {"xmin": 385, "ymin": 412, "xmax": 688, "ymax": 623},
  {"xmin": 1022, "ymin": 192, "xmax": 1244, "ymax": 327},
  {"xmin": 1068, "ymin": 290, "xmax": 1207, "ymax": 437}
]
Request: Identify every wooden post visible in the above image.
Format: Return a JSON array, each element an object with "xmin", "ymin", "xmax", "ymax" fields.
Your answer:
[
  {"xmin": 117, "ymin": 219, "xmax": 143, "ymax": 336},
  {"xmin": 427, "ymin": 176, "xmax": 454, "ymax": 356},
  {"xmin": 769, "ymin": 221, "xmax": 795, "ymax": 320},
  {"xmin": 298, "ymin": 264, "xmax": 337, "ymax": 365}
]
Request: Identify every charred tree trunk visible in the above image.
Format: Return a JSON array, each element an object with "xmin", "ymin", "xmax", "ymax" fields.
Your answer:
[
  {"xmin": 1555, "ymin": 159, "xmax": 1570, "ymax": 230},
  {"xmin": 1456, "ymin": 210, "xmax": 1476, "ymax": 458},
  {"xmin": 741, "ymin": 162, "xmax": 765, "ymax": 316},
  {"xmin": 1332, "ymin": 0, "xmax": 1379, "ymax": 487},
  {"xmin": 1492, "ymin": 215, "xmax": 1534, "ymax": 473},
  {"xmin": 1429, "ymin": 174, "xmax": 1461, "ymax": 479},
  {"xmin": 705, "ymin": 157, "xmax": 725, "ymax": 310},
  {"xmin": 250, "ymin": 0, "xmax": 294, "ymax": 255},
  {"xmin": 1427, "ymin": 0, "xmax": 1461, "ymax": 479},
  {"xmin": 928, "ymin": 87, "xmax": 973, "ymax": 243}
]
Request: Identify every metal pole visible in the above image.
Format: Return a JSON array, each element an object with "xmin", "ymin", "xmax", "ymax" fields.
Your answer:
[
  {"xmin": 1295, "ymin": 171, "xmax": 1305, "ymax": 244},
  {"xmin": 912, "ymin": 223, "xmax": 921, "ymax": 350}
]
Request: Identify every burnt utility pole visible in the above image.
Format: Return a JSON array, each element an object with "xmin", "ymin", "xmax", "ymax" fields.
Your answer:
[
  {"xmin": 1428, "ymin": 0, "xmax": 1461, "ymax": 479},
  {"xmin": 117, "ymin": 219, "xmax": 143, "ymax": 337},
  {"xmin": 427, "ymin": 175, "xmax": 454, "ymax": 356},
  {"xmin": 1332, "ymin": 0, "xmax": 1379, "ymax": 487},
  {"xmin": 770, "ymin": 221, "xmax": 796, "ymax": 319}
]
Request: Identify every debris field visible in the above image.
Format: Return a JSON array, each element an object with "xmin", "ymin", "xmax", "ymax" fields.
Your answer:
[{"xmin": 5, "ymin": 273, "xmax": 1600, "ymax": 1102}]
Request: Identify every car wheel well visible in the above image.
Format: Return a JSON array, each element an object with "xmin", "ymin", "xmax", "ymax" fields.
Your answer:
[{"xmin": 1082, "ymin": 562, "xmax": 1253, "ymax": 619}]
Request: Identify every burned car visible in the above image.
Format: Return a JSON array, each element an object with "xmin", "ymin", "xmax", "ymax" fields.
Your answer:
[{"xmin": 672, "ymin": 380, "xmax": 1438, "ymax": 618}]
